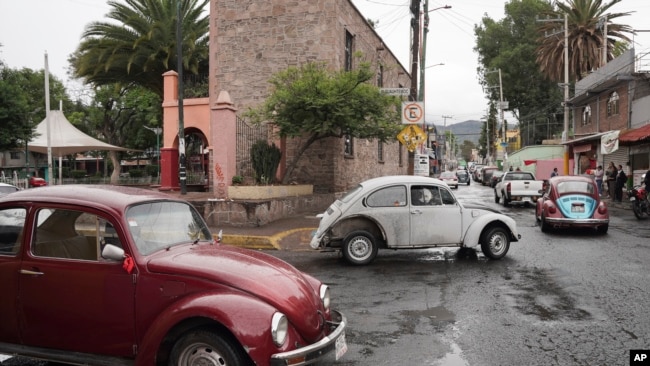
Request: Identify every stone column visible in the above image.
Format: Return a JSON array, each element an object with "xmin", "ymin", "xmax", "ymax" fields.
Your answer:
[{"xmin": 210, "ymin": 91, "xmax": 237, "ymax": 198}]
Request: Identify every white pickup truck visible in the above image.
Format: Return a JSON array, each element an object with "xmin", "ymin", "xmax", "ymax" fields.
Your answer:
[{"xmin": 494, "ymin": 171, "xmax": 544, "ymax": 206}]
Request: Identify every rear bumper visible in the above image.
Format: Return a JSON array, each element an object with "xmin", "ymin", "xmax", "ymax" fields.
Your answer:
[{"xmin": 545, "ymin": 217, "xmax": 609, "ymax": 227}]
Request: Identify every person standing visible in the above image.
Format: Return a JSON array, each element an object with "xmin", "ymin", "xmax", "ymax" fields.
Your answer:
[
  {"xmin": 606, "ymin": 162, "xmax": 617, "ymax": 199},
  {"xmin": 594, "ymin": 165, "xmax": 604, "ymax": 196},
  {"xmin": 550, "ymin": 167, "xmax": 558, "ymax": 177},
  {"xmin": 615, "ymin": 164, "xmax": 627, "ymax": 202}
]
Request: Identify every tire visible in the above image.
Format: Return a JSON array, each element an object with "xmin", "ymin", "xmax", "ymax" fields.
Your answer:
[
  {"xmin": 597, "ymin": 224, "xmax": 608, "ymax": 235},
  {"xmin": 169, "ymin": 329, "xmax": 249, "ymax": 366},
  {"xmin": 342, "ymin": 230, "xmax": 378, "ymax": 265},
  {"xmin": 540, "ymin": 213, "xmax": 550, "ymax": 233},
  {"xmin": 467, "ymin": 181, "xmax": 470, "ymax": 186},
  {"xmin": 480, "ymin": 227, "xmax": 510, "ymax": 259},
  {"xmin": 632, "ymin": 201, "xmax": 644, "ymax": 219},
  {"xmin": 502, "ymin": 192, "xmax": 510, "ymax": 207},
  {"xmin": 494, "ymin": 190, "xmax": 500, "ymax": 203}
]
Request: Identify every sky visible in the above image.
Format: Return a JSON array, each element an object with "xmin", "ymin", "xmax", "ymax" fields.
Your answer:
[{"xmin": 1, "ymin": 0, "xmax": 650, "ymax": 125}]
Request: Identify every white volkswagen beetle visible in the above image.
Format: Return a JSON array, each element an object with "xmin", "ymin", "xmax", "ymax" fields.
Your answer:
[{"xmin": 310, "ymin": 175, "xmax": 521, "ymax": 265}]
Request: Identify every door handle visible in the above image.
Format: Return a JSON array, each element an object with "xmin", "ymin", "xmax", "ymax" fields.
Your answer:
[
  {"xmin": 411, "ymin": 210, "xmax": 422, "ymax": 215},
  {"xmin": 20, "ymin": 269, "xmax": 44, "ymax": 276}
]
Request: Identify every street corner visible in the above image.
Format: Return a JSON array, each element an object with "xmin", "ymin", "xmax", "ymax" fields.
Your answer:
[{"xmin": 273, "ymin": 227, "xmax": 319, "ymax": 251}]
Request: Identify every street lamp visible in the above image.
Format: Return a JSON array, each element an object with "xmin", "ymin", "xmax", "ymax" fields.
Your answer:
[
  {"xmin": 144, "ymin": 126, "xmax": 162, "ymax": 178},
  {"xmin": 425, "ymin": 62, "xmax": 445, "ymax": 69}
]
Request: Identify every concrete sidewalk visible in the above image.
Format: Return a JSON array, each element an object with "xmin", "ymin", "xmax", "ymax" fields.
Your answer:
[{"xmin": 213, "ymin": 213, "xmax": 321, "ymax": 251}]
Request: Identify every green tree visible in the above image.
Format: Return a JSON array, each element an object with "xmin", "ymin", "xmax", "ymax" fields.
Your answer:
[
  {"xmin": 70, "ymin": 0, "xmax": 209, "ymax": 97},
  {"xmin": 460, "ymin": 140, "xmax": 477, "ymax": 163},
  {"xmin": 536, "ymin": 0, "xmax": 634, "ymax": 82},
  {"xmin": 247, "ymin": 62, "xmax": 401, "ymax": 184},
  {"xmin": 80, "ymin": 84, "xmax": 161, "ymax": 182},
  {"xmin": 475, "ymin": 0, "xmax": 562, "ymax": 145},
  {"xmin": 0, "ymin": 62, "xmax": 72, "ymax": 151}
]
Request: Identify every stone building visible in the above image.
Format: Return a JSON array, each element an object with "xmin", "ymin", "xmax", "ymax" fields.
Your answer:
[{"xmin": 208, "ymin": 0, "xmax": 412, "ymax": 193}]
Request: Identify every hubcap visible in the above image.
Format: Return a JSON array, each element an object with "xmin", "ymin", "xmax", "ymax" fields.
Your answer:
[{"xmin": 179, "ymin": 343, "xmax": 226, "ymax": 366}]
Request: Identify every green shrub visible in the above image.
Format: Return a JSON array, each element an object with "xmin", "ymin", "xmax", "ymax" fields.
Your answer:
[
  {"xmin": 145, "ymin": 165, "xmax": 159, "ymax": 177},
  {"xmin": 70, "ymin": 170, "xmax": 87, "ymax": 179},
  {"xmin": 232, "ymin": 175, "xmax": 244, "ymax": 185},
  {"xmin": 128, "ymin": 169, "xmax": 145, "ymax": 178},
  {"xmin": 251, "ymin": 140, "xmax": 281, "ymax": 184}
]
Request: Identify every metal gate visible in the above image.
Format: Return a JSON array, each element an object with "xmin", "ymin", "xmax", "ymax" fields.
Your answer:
[{"xmin": 236, "ymin": 116, "xmax": 269, "ymax": 179}]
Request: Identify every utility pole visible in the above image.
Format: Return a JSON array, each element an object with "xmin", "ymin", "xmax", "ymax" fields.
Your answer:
[
  {"xmin": 177, "ymin": 0, "xmax": 187, "ymax": 194},
  {"xmin": 563, "ymin": 13, "xmax": 570, "ymax": 175},
  {"xmin": 442, "ymin": 115, "xmax": 453, "ymax": 168},
  {"xmin": 409, "ymin": 0, "xmax": 420, "ymax": 102}
]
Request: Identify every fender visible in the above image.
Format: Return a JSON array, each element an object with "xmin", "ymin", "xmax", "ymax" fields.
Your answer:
[
  {"xmin": 461, "ymin": 211, "xmax": 519, "ymax": 247},
  {"xmin": 135, "ymin": 291, "xmax": 277, "ymax": 366}
]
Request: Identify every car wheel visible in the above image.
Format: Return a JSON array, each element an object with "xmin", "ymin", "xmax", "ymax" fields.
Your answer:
[
  {"xmin": 502, "ymin": 192, "xmax": 510, "ymax": 207},
  {"xmin": 480, "ymin": 226, "xmax": 510, "ymax": 260},
  {"xmin": 343, "ymin": 230, "xmax": 378, "ymax": 265},
  {"xmin": 170, "ymin": 329, "xmax": 248, "ymax": 366},
  {"xmin": 540, "ymin": 213, "xmax": 550, "ymax": 233},
  {"xmin": 597, "ymin": 224, "xmax": 608, "ymax": 235},
  {"xmin": 467, "ymin": 181, "xmax": 470, "ymax": 186},
  {"xmin": 494, "ymin": 190, "xmax": 499, "ymax": 203}
]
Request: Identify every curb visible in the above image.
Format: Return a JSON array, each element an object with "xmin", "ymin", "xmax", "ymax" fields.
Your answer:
[{"xmin": 221, "ymin": 227, "xmax": 317, "ymax": 250}]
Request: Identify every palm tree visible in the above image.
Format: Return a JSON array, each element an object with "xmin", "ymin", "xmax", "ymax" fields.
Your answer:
[
  {"xmin": 535, "ymin": 0, "xmax": 634, "ymax": 82},
  {"xmin": 70, "ymin": 0, "xmax": 209, "ymax": 97}
]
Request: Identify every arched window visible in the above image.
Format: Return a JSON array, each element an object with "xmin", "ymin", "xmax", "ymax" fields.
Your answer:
[
  {"xmin": 607, "ymin": 92, "xmax": 619, "ymax": 117},
  {"xmin": 582, "ymin": 106, "xmax": 591, "ymax": 125}
]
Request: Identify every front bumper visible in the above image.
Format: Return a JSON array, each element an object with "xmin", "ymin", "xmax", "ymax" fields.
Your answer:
[{"xmin": 270, "ymin": 310, "xmax": 347, "ymax": 366}]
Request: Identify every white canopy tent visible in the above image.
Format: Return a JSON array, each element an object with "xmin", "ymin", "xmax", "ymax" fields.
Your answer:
[{"xmin": 28, "ymin": 110, "xmax": 130, "ymax": 183}]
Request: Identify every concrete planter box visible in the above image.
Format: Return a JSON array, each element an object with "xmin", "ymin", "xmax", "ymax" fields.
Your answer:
[{"xmin": 228, "ymin": 185, "xmax": 313, "ymax": 200}]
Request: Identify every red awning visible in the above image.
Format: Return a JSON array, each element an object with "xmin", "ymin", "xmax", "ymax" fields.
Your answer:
[{"xmin": 619, "ymin": 123, "xmax": 650, "ymax": 144}]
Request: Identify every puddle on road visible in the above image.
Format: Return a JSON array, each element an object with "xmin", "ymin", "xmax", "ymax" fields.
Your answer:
[{"xmin": 434, "ymin": 342, "xmax": 469, "ymax": 366}]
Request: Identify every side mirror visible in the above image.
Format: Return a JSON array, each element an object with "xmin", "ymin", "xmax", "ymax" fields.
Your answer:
[{"xmin": 102, "ymin": 244, "xmax": 125, "ymax": 261}]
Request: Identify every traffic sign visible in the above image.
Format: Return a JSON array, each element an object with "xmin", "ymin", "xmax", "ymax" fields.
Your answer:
[
  {"xmin": 397, "ymin": 124, "xmax": 427, "ymax": 152},
  {"xmin": 401, "ymin": 102, "xmax": 424, "ymax": 125},
  {"xmin": 381, "ymin": 88, "xmax": 410, "ymax": 96}
]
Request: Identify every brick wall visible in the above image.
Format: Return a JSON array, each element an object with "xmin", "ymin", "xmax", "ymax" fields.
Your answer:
[{"xmin": 211, "ymin": 0, "xmax": 410, "ymax": 194}]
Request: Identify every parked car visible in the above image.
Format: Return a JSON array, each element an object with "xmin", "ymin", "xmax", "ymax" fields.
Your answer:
[
  {"xmin": 456, "ymin": 169, "xmax": 471, "ymax": 185},
  {"xmin": 310, "ymin": 175, "xmax": 521, "ymax": 265},
  {"xmin": 494, "ymin": 170, "xmax": 545, "ymax": 207},
  {"xmin": 472, "ymin": 165, "xmax": 485, "ymax": 182},
  {"xmin": 489, "ymin": 170, "xmax": 504, "ymax": 188},
  {"xmin": 0, "ymin": 185, "xmax": 347, "ymax": 366},
  {"xmin": 439, "ymin": 171, "xmax": 459, "ymax": 189},
  {"xmin": 480, "ymin": 166, "xmax": 499, "ymax": 186},
  {"xmin": 28, "ymin": 176, "xmax": 47, "ymax": 187},
  {"xmin": 535, "ymin": 175, "xmax": 609, "ymax": 234},
  {"xmin": 0, "ymin": 183, "xmax": 19, "ymax": 197}
]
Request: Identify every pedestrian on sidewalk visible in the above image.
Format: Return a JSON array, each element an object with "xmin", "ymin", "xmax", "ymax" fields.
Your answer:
[
  {"xmin": 606, "ymin": 162, "xmax": 617, "ymax": 199},
  {"xmin": 615, "ymin": 164, "xmax": 627, "ymax": 202},
  {"xmin": 594, "ymin": 165, "xmax": 604, "ymax": 196},
  {"xmin": 551, "ymin": 167, "xmax": 558, "ymax": 177}
]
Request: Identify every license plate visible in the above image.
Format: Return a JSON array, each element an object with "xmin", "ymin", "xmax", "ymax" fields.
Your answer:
[
  {"xmin": 571, "ymin": 206, "xmax": 585, "ymax": 213},
  {"xmin": 630, "ymin": 197, "xmax": 636, "ymax": 201},
  {"xmin": 335, "ymin": 333, "xmax": 348, "ymax": 360},
  {"xmin": 522, "ymin": 197, "xmax": 531, "ymax": 202}
]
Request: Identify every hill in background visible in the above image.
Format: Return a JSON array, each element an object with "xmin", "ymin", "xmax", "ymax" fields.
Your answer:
[{"xmin": 433, "ymin": 119, "xmax": 482, "ymax": 146}]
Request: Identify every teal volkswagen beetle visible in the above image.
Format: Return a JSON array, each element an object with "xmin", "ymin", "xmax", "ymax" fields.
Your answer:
[{"xmin": 535, "ymin": 175, "xmax": 609, "ymax": 234}]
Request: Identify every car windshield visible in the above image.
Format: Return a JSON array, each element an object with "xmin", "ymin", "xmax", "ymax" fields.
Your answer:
[
  {"xmin": 0, "ymin": 186, "xmax": 18, "ymax": 194},
  {"xmin": 441, "ymin": 172, "xmax": 454, "ymax": 178},
  {"xmin": 557, "ymin": 181, "xmax": 595, "ymax": 195},
  {"xmin": 126, "ymin": 201, "xmax": 213, "ymax": 255}
]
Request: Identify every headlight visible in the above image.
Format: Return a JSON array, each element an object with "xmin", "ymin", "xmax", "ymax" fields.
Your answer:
[
  {"xmin": 320, "ymin": 285, "xmax": 330, "ymax": 310},
  {"xmin": 271, "ymin": 312, "xmax": 288, "ymax": 347}
]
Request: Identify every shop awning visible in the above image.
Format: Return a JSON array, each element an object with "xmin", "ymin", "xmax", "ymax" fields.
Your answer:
[{"xmin": 619, "ymin": 123, "xmax": 650, "ymax": 144}]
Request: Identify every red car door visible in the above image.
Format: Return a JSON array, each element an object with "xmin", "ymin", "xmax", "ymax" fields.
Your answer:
[{"xmin": 17, "ymin": 208, "xmax": 136, "ymax": 357}]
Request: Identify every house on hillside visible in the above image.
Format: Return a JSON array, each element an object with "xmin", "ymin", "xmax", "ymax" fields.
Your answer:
[
  {"xmin": 565, "ymin": 48, "xmax": 650, "ymax": 184},
  {"xmin": 160, "ymin": 0, "xmax": 412, "ymax": 195}
]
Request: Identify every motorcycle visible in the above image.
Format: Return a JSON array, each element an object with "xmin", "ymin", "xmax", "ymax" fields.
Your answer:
[{"xmin": 630, "ymin": 173, "xmax": 649, "ymax": 219}]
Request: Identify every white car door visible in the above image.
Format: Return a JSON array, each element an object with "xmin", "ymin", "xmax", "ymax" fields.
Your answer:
[{"xmin": 409, "ymin": 185, "xmax": 463, "ymax": 246}]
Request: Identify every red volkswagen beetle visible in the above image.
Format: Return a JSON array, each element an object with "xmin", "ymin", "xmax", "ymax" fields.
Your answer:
[
  {"xmin": 535, "ymin": 175, "xmax": 609, "ymax": 234},
  {"xmin": 0, "ymin": 185, "xmax": 346, "ymax": 366}
]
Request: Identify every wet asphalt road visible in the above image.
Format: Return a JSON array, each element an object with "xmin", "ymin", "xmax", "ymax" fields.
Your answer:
[{"xmin": 3, "ymin": 181, "xmax": 649, "ymax": 366}]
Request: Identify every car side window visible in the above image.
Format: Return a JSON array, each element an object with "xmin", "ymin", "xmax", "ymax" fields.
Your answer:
[
  {"xmin": 411, "ymin": 186, "xmax": 442, "ymax": 206},
  {"xmin": 31, "ymin": 208, "xmax": 102, "ymax": 261},
  {"xmin": 0, "ymin": 208, "xmax": 26, "ymax": 256},
  {"xmin": 367, "ymin": 185, "xmax": 407, "ymax": 207},
  {"xmin": 440, "ymin": 188, "xmax": 456, "ymax": 205}
]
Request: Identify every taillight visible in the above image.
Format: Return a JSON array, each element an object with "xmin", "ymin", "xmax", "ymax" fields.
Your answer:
[
  {"xmin": 548, "ymin": 205, "xmax": 557, "ymax": 214},
  {"xmin": 506, "ymin": 183, "xmax": 511, "ymax": 193},
  {"xmin": 598, "ymin": 204, "xmax": 608, "ymax": 215}
]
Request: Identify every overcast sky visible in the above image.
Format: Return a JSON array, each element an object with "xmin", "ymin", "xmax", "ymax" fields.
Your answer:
[{"xmin": 1, "ymin": 0, "xmax": 649, "ymax": 125}]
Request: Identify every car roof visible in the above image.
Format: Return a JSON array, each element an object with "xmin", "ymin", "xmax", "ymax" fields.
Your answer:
[
  {"xmin": 549, "ymin": 175, "xmax": 595, "ymax": 184},
  {"xmin": 0, "ymin": 184, "xmax": 180, "ymax": 211},
  {"xmin": 0, "ymin": 182, "xmax": 18, "ymax": 188},
  {"xmin": 359, "ymin": 175, "xmax": 444, "ymax": 190}
]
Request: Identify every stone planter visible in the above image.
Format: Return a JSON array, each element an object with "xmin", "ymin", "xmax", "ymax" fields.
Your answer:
[{"xmin": 228, "ymin": 184, "xmax": 313, "ymax": 200}]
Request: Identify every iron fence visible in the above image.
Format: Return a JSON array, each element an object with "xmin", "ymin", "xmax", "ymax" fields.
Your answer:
[{"xmin": 236, "ymin": 116, "xmax": 269, "ymax": 180}]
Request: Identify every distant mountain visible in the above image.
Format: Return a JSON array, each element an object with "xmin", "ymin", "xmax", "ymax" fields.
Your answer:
[{"xmin": 434, "ymin": 119, "xmax": 482, "ymax": 146}]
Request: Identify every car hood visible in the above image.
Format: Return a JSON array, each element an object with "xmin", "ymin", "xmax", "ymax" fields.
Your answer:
[{"xmin": 146, "ymin": 243, "xmax": 325, "ymax": 341}]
